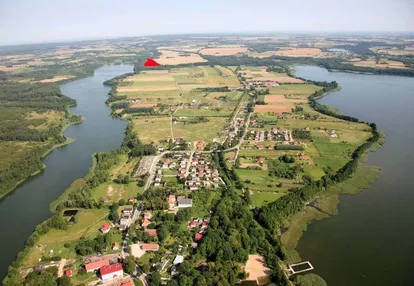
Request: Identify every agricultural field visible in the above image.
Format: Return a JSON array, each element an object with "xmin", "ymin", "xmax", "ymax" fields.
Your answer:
[
  {"xmin": 155, "ymin": 49, "xmax": 207, "ymax": 65},
  {"xmin": 132, "ymin": 116, "xmax": 171, "ymax": 144},
  {"xmin": 249, "ymin": 47, "xmax": 329, "ymax": 58},
  {"xmin": 352, "ymin": 58, "xmax": 408, "ymax": 69},
  {"xmin": 199, "ymin": 46, "xmax": 248, "ymax": 56},
  {"xmin": 173, "ymin": 117, "xmax": 229, "ymax": 142},
  {"xmin": 267, "ymin": 84, "xmax": 322, "ymax": 96},
  {"xmin": 238, "ymin": 66, "xmax": 304, "ymax": 83},
  {"xmin": 371, "ymin": 46, "xmax": 414, "ymax": 56}
]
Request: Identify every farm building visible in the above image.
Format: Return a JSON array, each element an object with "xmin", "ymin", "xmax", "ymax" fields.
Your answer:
[{"xmin": 140, "ymin": 243, "xmax": 159, "ymax": 251}]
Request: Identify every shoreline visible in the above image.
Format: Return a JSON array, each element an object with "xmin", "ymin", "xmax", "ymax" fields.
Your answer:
[
  {"xmin": 280, "ymin": 126, "xmax": 385, "ymax": 263},
  {"xmin": 0, "ymin": 117, "xmax": 84, "ymax": 201}
]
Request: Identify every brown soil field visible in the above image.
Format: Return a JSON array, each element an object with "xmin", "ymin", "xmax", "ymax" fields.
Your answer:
[
  {"xmin": 118, "ymin": 86, "xmax": 178, "ymax": 92},
  {"xmin": 200, "ymin": 47, "xmax": 248, "ymax": 56},
  {"xmin": 264, "ymin": 95, "xmax": 307, "ymax": 103},
  {"xmin": 353, "ymin": 59, "xmax": 407, "ymax": 69},
  {"xmin": 255, "ymin": 104, "xmax": 294, "ymax": 114},
  {"xmin": 123, "ymin": 74, "xmax": 174, "ymax": 82},
  {"xmin": 244, "ymin": 255, "xmax": 271, "ymax": 282},
  {"xmin": 39, "ymin": 75, "xmax": 75, "ymax": 83},
  {"xmin": 0, "ymin": 65, "xmax": 27, "ymax": 71},
  {"xmin": 252, "ymin": 48, "xmax": 327, "ymax": 58},
  {"xmin": 260, "ymin": 76, "xmax": 304, "ymax": 83},
  {"xmin": 130, "ymin": 103, "xmax": 155, "ymax": 108},
  {"xmin": 155, "ymin": 50, "xmax": 207, "ymax": 65}
]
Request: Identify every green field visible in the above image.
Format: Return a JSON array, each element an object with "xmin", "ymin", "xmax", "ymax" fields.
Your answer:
[
  {"xmin": 235, "ymin": 169, "xmax": 299, "ymax": 192},
  {"xmin": 303, "ymin": 165, "xmax": 325, "ymax": 180},
  {"xmin": 132, "ymin": 116, "xmax": 171, "ymax": 143},
  {"xmin": 268, "ymin": 84, "xmax": 321, "ymax": 95},
  {"xmin": 250, "ymin": 192, "xmax": 285, "ymax": 207},
  {"xmin": 173, "ymin": 117, "xmax": 228, "ymax": 142},
  {"xmin": 314, "ymin": 142, "xmax": 355, "ymax": 156},
  {"xmin": 90, "ymin": 182, "xmax": 142, "ymax": 203}
]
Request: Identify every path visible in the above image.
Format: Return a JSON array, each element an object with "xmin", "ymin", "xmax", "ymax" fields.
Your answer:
[{"xmin": 57, "ymin": 258, "xmax": 67, "ymax": 278}]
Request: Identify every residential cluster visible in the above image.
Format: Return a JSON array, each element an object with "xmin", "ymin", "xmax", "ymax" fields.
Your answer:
[
  {"xmin": 184, "ymin": 153, "xmax": 221, "ymax": 190},
  {"xmin": 226, "ymin": 117, "xmax": 245, "ymax": 147}
]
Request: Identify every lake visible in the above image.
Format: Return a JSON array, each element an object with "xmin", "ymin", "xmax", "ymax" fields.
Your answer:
[
  {"xmin": 294, "ymin": 66, "xmax": 414, "ymax": 286},
  {"xmin": 0, "ymin": 65, "xmax": 132, "ymax": 280}
]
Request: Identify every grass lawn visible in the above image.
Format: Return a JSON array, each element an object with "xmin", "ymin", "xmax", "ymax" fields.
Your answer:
[
  {"xmin": 250, "ymin": 192, "xmax": 285, "ymax": 207},
  {"xmin": 90, "ymin": 182, "xmax": 142, "ymax": 204},
  {"xmin": 303, "ymin": 165, "xmax": 325, "ymax": 180},
  {"xmin": 314, "ymin": 142, "xmax": 355, "ymax": 156},
  {"xmin": 329, "ymin": 165, "xmax": 380, "ymax": 195},
  {"xmin": 236, "ymin": 169, "xmax": 299, "ymax": 192},
  {"xmin": 39, "ymin": 209, "xmax": 110, "ymax": 244},
  {"xmin": 173, "ymin": 117, "xmax": 228, "ymax": 142},
  {"xmin": 132, "ymin": 116, "xmax": 171, "ymax": 143},
  {"xmin": 314, "ymin": 156, "xmax": 349, "ymax": 171},
  {"xmin": 174, "ymin": 106, "xmax": 235, "ymax": 117}
]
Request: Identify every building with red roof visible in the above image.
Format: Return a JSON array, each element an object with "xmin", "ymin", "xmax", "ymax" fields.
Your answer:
[
  {"xmin": 100, "ymin": 263, "xmax": 123, "ymax": 282},
  {"xmin": 85, "ymin": 259, "xmax": 110, "ymax": 272},
  {"xmin": 144, "ymin": 228, "xmax": 158, "ymax": 237},
  {"xmin": 140, "ymin": 243, "xmax": 159, "ymax": 251},
  {"xmin": 121, "ymin": 281, "xmax": 134, "ymax": 286},
  {"xmin": 100, "ymin": 223, "xmax": 111, "ymax": 234},
  {"xmin": 64, "ymin": 269, "xmax": 72, "ymax": 277},
  {"xmin": 141, "ymin": 218, "xmax": 151, "ymax": 227},
  {"xmin": 195, "ymin": 233, "xmax": 204, "ymax": 240},
  {"xmin": 257, "ymin": 157, "xmax": 265, "ymax": 164}
]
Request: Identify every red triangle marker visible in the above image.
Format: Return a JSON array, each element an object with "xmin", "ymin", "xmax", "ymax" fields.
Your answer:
[{"xmin": 144, "ymin": 58, "xmax": 160, "ymax": 67}]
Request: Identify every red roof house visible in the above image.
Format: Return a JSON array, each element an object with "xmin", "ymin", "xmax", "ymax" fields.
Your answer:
[
  {"xmin": 85, "ymin": 259, "xmax": 110, "ymax": 272},
  {"xmin": 144, "ymin": 211, "xmax": 152, "ymax": 220},
  {"xmin": 64, "ymin": 269, "xmax": 72, "ymax": 277},
  {"xmin": 195, "ymin": 233, "xmax": 204, "ymax": 240},
  {"xmin": 257, "ymin": 157, "xmax": 265, "ymax": 164},
  {"xmin": 121, "ymin": 281, "xmax": 134, "ymax": 286},
  {"xmin": 100, "ymin": 223, "xmax": 111, "ymax": 234},
  {"xmin": 188, "ymin": 221, "xmax": 197, "ymax": 229},
  {"xmin": 144, "ymin": 228, "xmax": 158, "ymax": 237},
  {"xmin": 100, "ymin": 263, "xmax": 124, "ymax": 282},
  {"xmin": 140, "ymin": 243, "xmax": 159, "ymax": 251},
  {"xmin": 141, "ymin": 218, "xmax": 151, "ymax": 227}
]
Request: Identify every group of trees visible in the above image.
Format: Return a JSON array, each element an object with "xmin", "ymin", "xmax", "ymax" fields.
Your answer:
[
  {"xmin": 23, "ymin": 266, "xmax": 71, "ymax": 286},
  {"xmin": 292, "ymin": 129, "xmax": 312, "ymax": 140},
  {"xmin": 267, "ymin": 159, "xmax": 301, "ymax": 179},
  {"xmin": 75, "ymin": 232, "xmax": 113, "ymax": 256}
]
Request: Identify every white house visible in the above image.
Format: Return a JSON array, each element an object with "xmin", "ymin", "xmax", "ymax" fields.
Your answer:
[
  {"xmin": 100, "ymin": 264, "xmax": 124, "ymax": 282},
  {"xmin": 177, "ymin": 199, "xmax": 193, "ymax": 208}
]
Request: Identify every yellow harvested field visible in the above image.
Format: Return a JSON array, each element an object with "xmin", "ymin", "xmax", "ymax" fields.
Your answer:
[
  {"xmin": 244, "ymin": 255, "xmax": 271, "ymax": 282},
  {"xmin": 376, "ymin": 48, "xmax": 414, "ymax": 56},
  {"xmin": 123, "ymin": 74, "xmax": 175, "ymax": 82},
  {"xmin": 155, "ymin": 50, "xmax": 207, "ymax": 65},
  {"xmin": 200, "ymin": 46, "xmax": 248, "ymax": 56},
  {"xmin": 39, "ymin": 75, "xmax": 75, "ymax": 83},
  {"xmin": 264, "ymin": 95, "xmax": 307, "ymax": 103},
  {"xmin": 252, "ymin": 47, "xmax": 328, "ymax": 58},
  {"xmin": 260, "ymin": 76, "xmax": 303, "ymax": 83},
  {"xmin": 255, "ymin": 104, "xmax": 294, "ymax": 114},
  {"xmin": 118, "ymin": 86, "xmax": 178, "ymax": 92},
  {"xmin": 130, "ymin": 103, "xmax": 155, "ymax": 108},
  {"xmin": 353, "ymin": 59, "xmax": 407, "ymax": 69}
]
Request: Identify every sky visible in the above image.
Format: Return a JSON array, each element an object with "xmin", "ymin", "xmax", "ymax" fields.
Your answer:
[{"xmin": 0, "ymin": 0, "xmax": 413, "ymax": 45}]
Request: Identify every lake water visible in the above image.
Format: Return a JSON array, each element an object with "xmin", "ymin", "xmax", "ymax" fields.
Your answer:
[
  {"xmin": 294, "ymin": 66, "xmax": 414, "ymax": 286},
  {"xmin": 0, "ymin": 65, "xmax": 132, "ymax": 280}
]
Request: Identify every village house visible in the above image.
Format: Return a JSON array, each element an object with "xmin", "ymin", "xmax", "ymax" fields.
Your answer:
[
  {"xmin": 100, "ymin": 224, "xmax": 111, "ymax": 234},
  {"xmin": 144, "ymin": 211, "xmax": 152, "ymax": 220},
  {"xmin": 188, "ymin": 220, "xmax": 197, "ymax": 229},
  {"xmin": 141, "ymin": 218, "xmax": 151, "ymax": 228},
  {"xmin": 100, "ymin": 263, "xmax": 123, "ymax": 282},
  {"xmin": 128, "ymin": 197, "xmax": 136, "ymax": 203},
  {"xmin": 122, "ymin": 208, "xmax": 133, "ymax": 215},
  {"xmin": 257, "ymin": 157, "xmax": 265, "ymax": 165},
  {"xmin": 120, "ymin": 216, "xmax": 130, "ymax": 226},
  {"xmin": 195, "ymin": 233, "xmax": 204, "ymax": 241},
  {"xmin": 145, "ymin": 228, "xmax": 158, "ymax": 237},
  {"xmin": 112, "ymin": 242, "xmax": 120, "ymax": 251},
  {"xmin": 64, "ymin": 269, "xmax": 72, "ymax": 277},
  {"xmin": 167, "ymin": 194, "xmax": 176, "ymax": 208},
  {"xmin": 140, "ymin": 243, "xmax": 159, "ymax": 251},
  {"xmin": 85, "ymin": 259, "xmax": 110, "ymax": 273},
  {"xmin": 177, "ymin": 198, "xmax": 193, "ymax": 208},
  {"xmin": 173, "ymin": 255, "xmax": 184, "ymax": 265}
]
